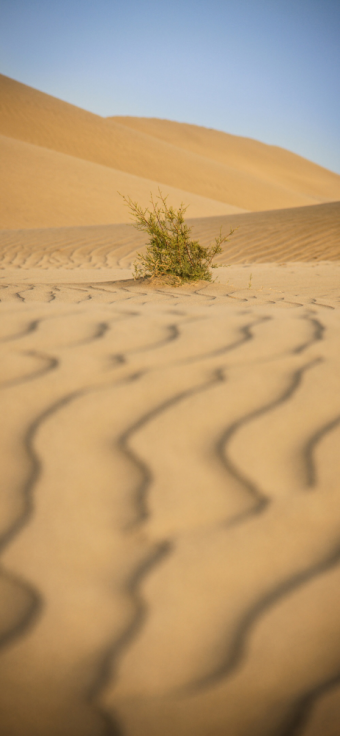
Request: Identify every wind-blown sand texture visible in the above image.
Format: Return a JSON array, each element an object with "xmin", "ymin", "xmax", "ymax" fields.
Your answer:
[
  {"xmin": 1, "ymin": 266, "xmax": 340, "ymax": 736},
  {"xmin": 1, "ymin": 202, "xmax": 339, "ymax": 270},
  {"xmin": 1, "ymin": 74, "xmax": 340, "ymax": 736}
]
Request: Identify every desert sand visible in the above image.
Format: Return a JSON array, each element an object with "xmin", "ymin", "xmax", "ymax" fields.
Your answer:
[{"xmin": 1, "ymin": 75, "xmax": 340, "ymax": 736}]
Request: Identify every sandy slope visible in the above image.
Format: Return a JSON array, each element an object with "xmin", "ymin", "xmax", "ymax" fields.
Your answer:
[
  {"xmin": 0, "ymin": 265, "xmax": 340, "ymax": 736},
  {"xmin": 0, "ymin": 133, "xmax": 241, "ymax": 229},
  {"xmin": 113, "ymin": 116, "xmax": 340, "ymax": 203},
  {"xmin": 2, "ymin": 74, "xmax": 340, "ymax": 222}
]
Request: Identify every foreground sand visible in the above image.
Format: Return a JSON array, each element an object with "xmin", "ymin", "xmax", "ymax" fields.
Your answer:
[{"xmin": 1, "ymin": 247, "xmax": 340, "ymax": 736}]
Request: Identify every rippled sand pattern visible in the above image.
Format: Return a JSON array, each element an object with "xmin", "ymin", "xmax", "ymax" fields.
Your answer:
[
  {"xmin": 1, "ymin": 269, "xmax": 340, "ymax": 736},
  {"xmin": 0, "ymin": 201, "xmax": 339, "ymax": 271}
]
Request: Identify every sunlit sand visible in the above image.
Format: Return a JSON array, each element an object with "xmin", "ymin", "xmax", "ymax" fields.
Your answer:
[{"xmin": 1, "ymin": 74, "xmax": 340, "ymax": 736}]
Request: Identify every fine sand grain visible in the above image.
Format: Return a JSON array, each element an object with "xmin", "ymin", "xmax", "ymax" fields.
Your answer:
[{"xmin": 1, "ymin": 74, "xmax": 340, "ymax": 736}]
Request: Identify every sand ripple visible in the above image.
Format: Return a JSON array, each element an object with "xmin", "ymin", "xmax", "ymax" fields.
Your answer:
[
  {"xmin": 0, "ymin": 202, "xmax": 339, "ymax": 272},
  {"xmin": 0, "ymin": 276, "xmax": 340, "ymax": 735}
]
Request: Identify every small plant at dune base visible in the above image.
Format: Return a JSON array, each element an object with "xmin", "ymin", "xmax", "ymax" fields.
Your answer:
[{"xmin": 120, "ymin": 190, "xmax": 234, "ymax": 286}]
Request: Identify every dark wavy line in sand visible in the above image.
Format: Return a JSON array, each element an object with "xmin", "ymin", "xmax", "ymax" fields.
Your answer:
[
  {"xmin": 0, "ymin": 568, "xmax": 41, "ymax": 650},
  {"xmin": 0, "ymin": 387, "xmax": 79, "ymax": 556},
  {"xmin": 66, "ymin": 311, "xmax": 138, "ymax": 348},
  {"xmin": 305, "ymin": 414, "xmax": 340, "ymax": 488},
  {"xmin": 0, "ymin": 350, "xmax": 61, "ymax": 639},
  {"xmin": 14, "ymin": 291, "xmax": 25, "ymax": 302},
  {"xmin": 281, "ymin": 300, "xmax": 304, "ymax": 307},
  {"xmin": 63, "ymin": 285, "xmax": 93, "ymax": 292},
  {"xmin": 0, "ymin": 318, "xmax": 40, "ymax": 342},
  {"xmin": 87, "ymin": 285, "xmax": 126, "ymax": 295},
  {"xmin": 136, "ymin": 324, "xmax": 180, "ymax": 353},
  {"xmin": 275, "ymin": 675, "xmax": 340, "ymax": 736},
  {"xmin": 215, "ymin": 359, "xmax": 322, "ymax": 524},
  {"xmin": 271, "ymin": 416, "xmax": 340, "ymax": 734},
  {"xmin": 14, "ymin": 288, "xmax": 57, "ymax": 304},
  {"xmin": 293, "ymin": 317, "xmax": 324, "ymax": 355},
  {"xmin": 87, "ymin": 542, "xmax": 171, "ymax": 736},
  {"xmin": 119, "ymin": 286, "xmax": 149, "ymax": 298},
  {"xmin": 119, "ymin": 367, "xmax": 226, "ymax": 527},
  {"xmin": 0, "ymin": 359, "xmax": 147, "ymax": 580},
  {"xmin": 309, "ymin": 299, "xmax": 335, "ymax": 310},
  {"xmin": 223, "ymin": 292, "xmax": 248, "ymax": 302},
  {"xmin": 0, "ymin": 351, "xmax": 58, "ymax": 389},
  {"xmin": 74, "ymin": 320, "xmax": 110, "ymax": 345},
  {"xmin": 0, "ymin": 369, "xmax": 152, "ymax": 735},
  {"xmin": 180, "ymin": 317, "xmax": 270, "ymax": 365},
  {"xmin": 108, "ymin": 323, "xmax": 181, "ymax": 369},
  {"xmin": 185, "ymin": 359, "xmax": 322, "ymax": 693},
  {"xmin": 0, "ymin": 387, "xmax": 81, "ymax": 724},
  {"xmin": 153, "ymin": 287, "xmax": 180, "ymax": 299},
  {"xmin": 192, "ymin": 538, "xmax": 340, "ymax": 704}
]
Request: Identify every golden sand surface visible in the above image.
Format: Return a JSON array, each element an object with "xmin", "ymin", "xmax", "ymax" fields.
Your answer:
[
  {"xmin": 1, "ymin": 74, "xmax": 340, "ymax": 230},
  {"xmin": 1, "ymin": 74, "xmax": 340, "ymax": 736},
  {"xmin": 0, "ymin": 133, "xmax": 243, "ymax": 229},
  {"xmin": 1, "ymin": 258, "xmax": 340, "ymax": 736},
  {"xmin": 1, "ymin": 202, "xmax": 339, "ymax": 268}
]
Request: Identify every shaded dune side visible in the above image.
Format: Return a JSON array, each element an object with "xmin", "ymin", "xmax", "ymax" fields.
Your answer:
[
  {"xmin": 0, "ymin": 134, "xmax": 241, "ymax": 230},
  {"xmin": 0, "ymin": 202, "xmax": 339, "ymax": 269},
  {"xmin": 1, "ymin": 74, "xmax": 339, "ymax": 212},
  {"xmin": 113, "ymin": 116, "xmax": 340, "ymax": 204}
]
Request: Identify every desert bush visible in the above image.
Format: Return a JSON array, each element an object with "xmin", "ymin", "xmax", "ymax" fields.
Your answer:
[{"xmin": 121, "ymin": 190, "xmax": 234, "ymax": 286}]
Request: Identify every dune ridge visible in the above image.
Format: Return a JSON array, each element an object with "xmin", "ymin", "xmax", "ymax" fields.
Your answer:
[
  {"xmin": 1, "ymin": 74, "xmax": 340, "ymax": 228},
  {"xmin": 0, "ymin": 133, "xmax": 241, "ymax": 230},
  {"xmin": 112, "ymin": 116, "xmax": 340, "ymax": 203}
]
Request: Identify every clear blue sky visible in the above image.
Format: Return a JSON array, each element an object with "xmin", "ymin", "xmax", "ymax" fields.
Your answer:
[{"xmin": 1, "ymin": 0, "xmax": 339, "ymax": 174}]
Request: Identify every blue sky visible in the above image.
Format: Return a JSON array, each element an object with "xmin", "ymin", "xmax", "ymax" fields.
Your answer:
[{"xmin": 1, "ymin": 0, "xmax": 340, "ymax": 174}]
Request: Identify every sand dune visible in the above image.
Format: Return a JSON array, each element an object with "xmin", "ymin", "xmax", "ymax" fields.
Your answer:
[
  {"xmin": 2, "ymin": 74, "xmax": 340, "ymax": 220},
  {"xmin": 1, "ymin": 72, "xmax": 340, "ymax": 736},
  {"xmin": 0, "ymin": 133, "xmax": 241, "ymax": 229},
  {"xmin": 0, "ymin": 202, "xmax": 339, "ymax": 269},
  {"xmin": 113, "ymin": 116, "xmax": 340, "ymax": 204}
]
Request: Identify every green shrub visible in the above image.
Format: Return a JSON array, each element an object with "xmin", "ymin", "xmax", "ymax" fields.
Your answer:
[{"xmin": 121, "ymin": 190, "xmax": 234, "ymax": 286}]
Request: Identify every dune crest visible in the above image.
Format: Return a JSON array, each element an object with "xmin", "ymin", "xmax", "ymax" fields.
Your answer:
[
  {"xmin": 112, "ymin": 115, "xmax": 340, "ymax": 203},
  {"xmin": 0, "ymin": 133, "xmax": 242, "ymax": 229},
  {"xmin": 1, "ymin": 73, "xmax": 340, "ymax": 228}
]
